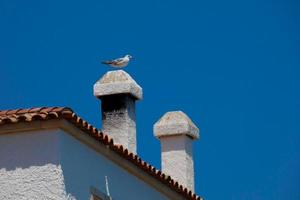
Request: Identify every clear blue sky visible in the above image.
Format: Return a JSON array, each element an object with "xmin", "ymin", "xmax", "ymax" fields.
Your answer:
[{"xmin": 1, "ymin": 0, "xmax": 299, "ymax": 199}]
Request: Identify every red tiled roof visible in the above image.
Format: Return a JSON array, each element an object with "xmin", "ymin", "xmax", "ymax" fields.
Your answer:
[{"xmin": 0, "ymin": 107, "xmax": 203, "ymax": 200}]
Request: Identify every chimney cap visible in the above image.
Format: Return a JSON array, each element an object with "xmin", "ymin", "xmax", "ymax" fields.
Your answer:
[
  {"xmin": 154, "ymin": 111, "xmax": 199, "ymax": 140},
  {"xmin": 94, "ymin": 70, "xmax": 143, "ymax": 100}
]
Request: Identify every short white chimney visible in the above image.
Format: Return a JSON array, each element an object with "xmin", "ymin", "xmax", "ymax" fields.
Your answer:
[
  {"xmin": 154, "ymin": 111, "xmax": 199, "ymax": 192},
  {"xmin": 94, "ymin": 70, "xmax": 142, "ymax": 154}
]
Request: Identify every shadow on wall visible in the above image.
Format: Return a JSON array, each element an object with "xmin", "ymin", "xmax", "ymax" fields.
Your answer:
[{"xmin": 0, "ymin": 130, "xmax": 60, "ymax": 171}]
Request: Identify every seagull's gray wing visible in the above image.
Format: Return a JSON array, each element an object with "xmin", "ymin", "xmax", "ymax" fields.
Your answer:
[
  {"xmin": 102, "ymin": 57, "xmax": 122, "ymax": 65},
  {"xmin": 112, "ymin": 57, "xmax": 124, "ymax": 63}
]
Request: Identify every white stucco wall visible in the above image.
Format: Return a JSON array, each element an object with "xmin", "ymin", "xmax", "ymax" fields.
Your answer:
[
  {"xmin": 0, "ymin": 129, "xmax": 170, "ymax": 200},
  {"xmin": 59, "ymin": 130, "xmax": 169, "ymax": 200},
  {"xmin": 0, "ymin": 130, "xmax": 74, "ymax": 200}
]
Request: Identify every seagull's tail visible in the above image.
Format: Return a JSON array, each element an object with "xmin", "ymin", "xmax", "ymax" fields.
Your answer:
[
  {"xmin": 96, "ymin": 56, "xmax": 111, "ymax": 65},
  {"xmin": 101, "ymin": 60, "xmax": 113, "ymax": 65}
]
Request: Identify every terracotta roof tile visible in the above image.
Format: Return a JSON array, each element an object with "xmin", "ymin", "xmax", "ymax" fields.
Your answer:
[
  {"xmin": 0, "ymin": 106, "xmax": 203, "ymax": 200},
  {"xmin": 16, "ymin": 109, "xmax": 31, "ymax": 114},
  {"xmin": 6, "ymin": 109, "xmax": 21, "ymax": 115}
]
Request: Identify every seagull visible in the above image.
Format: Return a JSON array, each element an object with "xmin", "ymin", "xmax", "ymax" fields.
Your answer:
[{"xmin": 101, "ymin": 55, "xmax": 133, "ymax": 68}]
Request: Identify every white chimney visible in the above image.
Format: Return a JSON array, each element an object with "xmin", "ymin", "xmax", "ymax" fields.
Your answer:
[
  {"xmin": 154, "ymin": 111, "xmax": 199, "ymax": 192},
  {"xmin": 94, "ymin": 70, "xmax": 142, "ymax": 154}
]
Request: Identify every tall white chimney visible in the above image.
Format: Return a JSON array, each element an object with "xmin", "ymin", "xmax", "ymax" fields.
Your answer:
[
  {"xmin": 94, "ymin": 70, "xmax": 142, "ymax": 154},
  {"xmin": 154, "ymin": 111, "xmax": 199, "ymax": 192}
]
